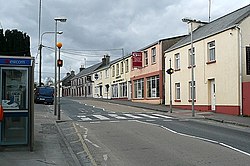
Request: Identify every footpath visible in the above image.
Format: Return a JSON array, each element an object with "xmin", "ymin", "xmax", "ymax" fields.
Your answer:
[
  {"xmin": 0, "ymin": 97, "xmax": 249, "ymax": 166},
  {"xmin": 0, "ymin": 104, "xmax": 79, "ymax": 166}
]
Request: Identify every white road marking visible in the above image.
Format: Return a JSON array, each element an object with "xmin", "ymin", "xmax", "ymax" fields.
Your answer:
[
  {"xmin": 138, "ymin": 113, "xmax": 159, "ymax": 119},
  {"xmin": 93, "ymin": 115, "xmax": 110, "ymax": 120},
  {"xmin": 160, "ymin": 126, "xmax": 250, "ymax": 157},
  {"xmin": 124, "ymin": 114, "xmax": 143, "ymax": 119},
  {"xmin": 77, "ymin": 115, "xmax": 87, "ymax": 118},
  {"xmin": 81, "ymin": 117, "xmax": 92, "ymax": 121},
  {"xmin": 108, "ymin": 114, "xmax": 127, "ymax": 120},
  {"xmin": 146, "ymin": 120, "xmax": 155, "ymax": 122},
  {"xmin": 152, "ymin": 114, "xmax": 174, "ymax": 119},
  {"xmin": 90, "ymin": 121, "xmax": 100, "ymax": 124}
]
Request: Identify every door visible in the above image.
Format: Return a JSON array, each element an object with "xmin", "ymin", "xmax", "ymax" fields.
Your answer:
[
  {"xmin": 0, "ymin": 67, "xmax": 29, "ymax": 145},
  {"xmin": 100, "ymin": 86, "xmax": 102, "ymax": 97},
  {"xmin": 211, "ymin": 80, "xmax": 216, "ymax": 111}
]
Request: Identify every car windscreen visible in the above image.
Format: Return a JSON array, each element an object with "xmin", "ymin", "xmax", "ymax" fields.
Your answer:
[{"xmin": 38, "ymin": 88, "xmax": 54, "ymax": 96}]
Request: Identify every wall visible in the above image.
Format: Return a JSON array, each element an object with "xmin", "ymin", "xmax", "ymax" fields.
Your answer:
[
  {"xmin": 165, "ymin": 29, "xmax": 240, "ymax": 115},
  {"xmin": 240, "ymin": 16, "xmax": 250, "ymax": 116}
]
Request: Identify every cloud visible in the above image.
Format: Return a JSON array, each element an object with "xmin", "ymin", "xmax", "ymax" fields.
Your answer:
[{"xmin": 0, "ymin": 0, "xmax": 249, "ymax": 82}]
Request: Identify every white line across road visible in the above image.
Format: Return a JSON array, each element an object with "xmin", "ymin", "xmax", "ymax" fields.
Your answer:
[
  {"xmin": 152, "ymin": 114, "xmax": 174, "ymax": 119},
  {"xmin": 108, "ymin": 114, "xmax": 128, "ymax": 120},
  {"xmin": 123, "ymin": 114, "xmax": 143, "ymax": 119},
  {"xmin": 77, "ymin": 113, "xmax": 175, "ymax": 122},
  {"xmin": 92, "ymin": 115, "xmax": 110, "ymax": 120},
  {"xmin": 138, "ymin": 113, "xmax": 160, "ymax": 119}
]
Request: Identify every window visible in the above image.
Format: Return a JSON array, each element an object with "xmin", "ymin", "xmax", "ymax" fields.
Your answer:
[
  {"xmin": 174, "ymin": 53, "xmax": 180, "ymax": 70},
  {"xmin": 147, "ymin": 76, "xmax": 159, "ymax": 98},
  {"xmin": 144, "ymin": 51, "xmax": 148, "ymax": 66},
  {"xmin": 208, "ymin": 41, "xmax": 215, "ymax": 62},
  {"xmin": 134, "ymin": 79, "xmax": 144, "ymax": 98},
  {"xmin": 175, "ymin": 83, "xmax": 181, "ymax": 100},
  {"xmin": 112, "ymin": 65, "xmax": 115, "ymax": 77},
  {"xmin": 121, "ymin": 62, "xmax": 124, "ymax": 74},
  {"xmin": 105, "ymin": 69, "xmax": 109, "ymax": 78},
  {"xmin": 87, "ymin": 85, "xmax": 91, "ymax": 95},
  {"xmin": 188, "ymin": 47, "xmax": 195, "ymax": 66},
  {"xmin": 151, "ymin": 47, "xmax": 156, "ymax": 64},
  {"xmin": 111, "ymin": 84, "xmax": 118, "ymax": 98},
  {"xmin": 119, "ymin": 82, "xmax": 127, "ymax": 97},
  {"xmin": 189, "ymin": 81, "xmax": 196, "ymax": 100},
  {"xmin": 116, "ymin": 64, "xmax": 119, "ymax": 76},
  {"xmin": 246, "ymin": 47, "xmax": 250, "ymax": 75},
  {"xmin": 125, "ymin": 59, "xmax": 129, "ymax": 73}
]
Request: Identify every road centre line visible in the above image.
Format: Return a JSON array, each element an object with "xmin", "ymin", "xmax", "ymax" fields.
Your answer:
[{"xmin": 160, "ymin": 126, "xmax": 250, "ymax": 157}]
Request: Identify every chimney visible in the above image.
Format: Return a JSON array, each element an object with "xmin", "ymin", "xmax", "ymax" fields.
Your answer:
[
  {"xmin": 187, "ymin": 20, "xmax": 207, "ymax": 34},
  {"xmin": 66, "ymin": 72, "xmax": 70, "ymax": 76},
  {"xmin": 102, "ymin": 54, "xmax": 110, "ymax": 66},
  {"xmin": 79, "ymin": 65, "xmax": 85, "ymax": 72},
  {"xmin": 71, "ymin": 70, "xmax": 75, "ymax": 75}
]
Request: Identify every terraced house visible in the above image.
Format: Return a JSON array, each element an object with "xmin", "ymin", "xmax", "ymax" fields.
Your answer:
[
  {"xmin": 164, "ymin": 4, "xmax": 250, "ymax": 115},
  {"xmin": 130, "ymin": 36, "xmax": 185, "ymax": 104}
]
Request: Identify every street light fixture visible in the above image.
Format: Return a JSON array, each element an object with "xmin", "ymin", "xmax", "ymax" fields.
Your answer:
[
  {"xmin": 54, "ymin": 17, "xmax": 67, "ymax": 116},
  {"xmin": 39, "ymin": 31, "xmax": 63, "ymax": 87},
  {"xmin": 182, "ymin": 17, "xmax": 195, "ymax": 117}
]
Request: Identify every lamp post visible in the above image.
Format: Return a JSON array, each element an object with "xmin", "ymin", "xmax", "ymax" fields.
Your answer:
[
  {"xmin": 39, "ymin": 31, "xmax": 63, "ymax": 87},
  {"xmin": 57, "ymin": 42, "xmax": 63, "ymax": 120},
  {"xmin": 182, "ymin": 17, "xmax": 195, "ymax": 117},
  {"xmin": 54, "ymin": 17, "xmax": 67, "ymax": 116}
]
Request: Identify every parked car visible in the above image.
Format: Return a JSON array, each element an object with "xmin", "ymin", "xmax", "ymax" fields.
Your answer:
[{"xmin": 34, "ymin": 86, "xmax": 54, "ymax": 104}]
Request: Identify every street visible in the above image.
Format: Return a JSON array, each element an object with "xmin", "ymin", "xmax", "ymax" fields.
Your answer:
[{"xmin": 52, "ymin": 98, "xmax": 250, "ymax": 166}]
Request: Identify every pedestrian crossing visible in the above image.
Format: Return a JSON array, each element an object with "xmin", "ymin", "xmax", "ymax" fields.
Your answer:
[{"xmin": 77, "ymin": 113, "xmax": 174, "ymax": 122}]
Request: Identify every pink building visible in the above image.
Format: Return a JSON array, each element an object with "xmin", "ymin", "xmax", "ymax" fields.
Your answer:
[{"xmin": 130, "ymin": 36, "xmax": 184, "ymax": 104}]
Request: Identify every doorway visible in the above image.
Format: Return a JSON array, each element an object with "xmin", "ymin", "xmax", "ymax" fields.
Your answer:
[{"xmin": 210, "ymin": 80, "xmax": 216, "ymax": 111}]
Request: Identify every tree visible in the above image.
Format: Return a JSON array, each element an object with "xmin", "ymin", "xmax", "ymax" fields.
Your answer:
[{"xmin": 0, "ymin": 29, "xmax": 31, "ymax": 56}]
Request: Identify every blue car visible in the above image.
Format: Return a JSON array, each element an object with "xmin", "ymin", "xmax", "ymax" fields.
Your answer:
[{"xmin": 34, "ymin": 86, "xmax": 54, "ymax": 104}]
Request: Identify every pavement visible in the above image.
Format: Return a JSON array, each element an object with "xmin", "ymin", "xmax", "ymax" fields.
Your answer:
[
  {"xmin": 0, "ymin": 97, "xmax": 249, "ymax": 166},
  {"xmin": 0, "ymin": 104, "xmax": 80, "ymax": 166}
]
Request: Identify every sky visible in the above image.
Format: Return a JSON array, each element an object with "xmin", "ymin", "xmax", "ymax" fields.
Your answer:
[{"xmin": 0, "ymin": 0, "xmax": 249, "ymax": 83}]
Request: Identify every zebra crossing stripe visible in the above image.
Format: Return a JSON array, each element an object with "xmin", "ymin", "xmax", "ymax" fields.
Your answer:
[
  {"xmin": 92, "ymin": 115, "xmax": 110, "ymax": 120},
  {"xmin": 108, "ymin": 114, "xmax": 127, "ymax": 120},
  {"xmin": 81, "ymin": 117, "xmax": 92, "ymax": 121},
  {"xmin": 152, "ymin": 114, "xmax": 173, "ymax": 119},
  {"xmin": 123, "ymin": 114, "xmax": 143, "ymax": 119},
  {"xmin": 138, "ymin": 114, "xmax": 159, "ymax": 119}
]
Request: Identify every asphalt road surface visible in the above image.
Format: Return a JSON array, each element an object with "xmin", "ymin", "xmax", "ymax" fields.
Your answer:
[{"xmin": 54, "ymin": 98, "xmax": 250, "ymax": 166}]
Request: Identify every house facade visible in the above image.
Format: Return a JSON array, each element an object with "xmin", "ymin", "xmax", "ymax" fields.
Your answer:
[
  {"xmin": 164, "ymin": 5, "xmax": 250, "ymax": 115},
  {"xmin": 130, "ymin": 36, "xmax": 184, "ymax": 104},
  {"xmin": 61, "ymin": 70, "xmax": 75, "ymax": 96},
  {"xmin": 109, "ymin": 55, "xmax": 132, "ymax": 100}
]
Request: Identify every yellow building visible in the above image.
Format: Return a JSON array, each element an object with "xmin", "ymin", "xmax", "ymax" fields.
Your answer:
[
  {"xmin": 164, "ymin": 4, "xmax": 250, "ymax": 115},
  {"xmin": 93, "ymin": 55, "xmax": 132, "ymax": 100}
]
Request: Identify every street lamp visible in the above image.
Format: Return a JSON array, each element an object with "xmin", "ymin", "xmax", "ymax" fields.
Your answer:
[
  {"xmin": 54, "ymin": 17, "xmax": 67, "ymax": 116},
  {"xmin": 39, "ymin": 31, "xmax": 63, "ymax": 87},
  {"xmin": 182, "ymin": 17, "xmax": 195, "ymax": 117}
]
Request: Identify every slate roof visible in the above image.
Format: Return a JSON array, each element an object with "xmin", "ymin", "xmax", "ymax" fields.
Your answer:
[
  {"xmin": 95, "ymin": 54, "xmax": 132, "ymax": 72},
  {"xmin": 166, "ymin": 4, "xmax": 250, "ymax": 52},
  {"xmin": 71, "ymin": 62, "xmax": 102, "ymax": 79},
  {"xmin": 61, "ymin": 72, "xmax": 75, "ymax": 86}
]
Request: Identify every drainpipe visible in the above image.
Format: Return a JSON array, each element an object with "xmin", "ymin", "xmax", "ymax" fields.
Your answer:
[{"xmin": 237, "ymin": 26, "xmax": 243, "ymax": 116}]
